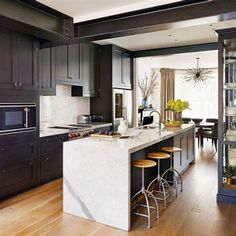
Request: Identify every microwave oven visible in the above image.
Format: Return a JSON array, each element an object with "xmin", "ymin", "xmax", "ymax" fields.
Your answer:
[{"xmin": 0, "ymin": 103, "xmax": 36, "ymax": 135}]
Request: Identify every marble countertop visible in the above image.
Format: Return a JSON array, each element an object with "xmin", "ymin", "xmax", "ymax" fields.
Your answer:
[
  {"xmin": 65, "ymin": 124, "xmax": 195, "ymax": 153},
  {"xmin": 40, "ymin": 122, "xmax": 112, "ymax": 138}
]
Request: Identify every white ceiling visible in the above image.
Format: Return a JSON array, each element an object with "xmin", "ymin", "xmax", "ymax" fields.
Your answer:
[
  {"xmin": 136, "ymin": 50, "xmax": 218, "ymax": 69},
  {"xmin": 95, "ymin": 19, "xmax": 236, "ymax": 51},
  {"xmin": 37, "ymin": 0, "xmax": 180, "ymax": 22}
]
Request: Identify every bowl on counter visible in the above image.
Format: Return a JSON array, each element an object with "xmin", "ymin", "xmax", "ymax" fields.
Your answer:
[{"xmin": 191, "ymin": 118, "xmax": 203, "ymax": 124}]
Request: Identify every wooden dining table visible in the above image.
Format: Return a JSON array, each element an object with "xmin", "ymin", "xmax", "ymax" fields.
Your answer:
[{"xmin": 193, "ymin": 122, "xmax": 215, "ymax": 147}]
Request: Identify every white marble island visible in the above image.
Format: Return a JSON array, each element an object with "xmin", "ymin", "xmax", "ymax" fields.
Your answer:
[{"xmin": 63, "ymin": 124, "xmax": 195, "ymax": 231}]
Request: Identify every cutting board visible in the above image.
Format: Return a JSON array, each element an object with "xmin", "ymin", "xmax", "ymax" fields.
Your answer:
[{"xmin": 90, "ymin": 133, "xmax": 121, "ymax": 138}]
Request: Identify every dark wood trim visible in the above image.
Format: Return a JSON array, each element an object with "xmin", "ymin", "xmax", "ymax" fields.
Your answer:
[
  {"xmin": 133, "ymin": 43, "xmax": 218, "ymax": 58},
  {"xmin": 0, "ymin": 0, "xmax": 74, "ymax": 41},
  {"xmin": 74, "ymin": 0, "xmax": 236, "ymax": 41}
]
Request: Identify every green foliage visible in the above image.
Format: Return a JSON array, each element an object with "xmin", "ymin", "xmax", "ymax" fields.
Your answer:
[{"xmin": 166, "ymin": 99, "xmax": 190, "ymax": 112}]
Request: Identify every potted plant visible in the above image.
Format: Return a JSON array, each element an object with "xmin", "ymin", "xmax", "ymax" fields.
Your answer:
[
  {"xmin": 165, "ymin": 99, "xmax": 190, "ymax": 127},
  {"xmin": 138, "ymin": 72, "xmax": 158, "ymax": 108}
]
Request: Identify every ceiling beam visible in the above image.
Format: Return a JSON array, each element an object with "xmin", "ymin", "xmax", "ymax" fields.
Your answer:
[
  {"xmin": 0, "ymin": 0, "xmax": 74, "ymax": 41},
  {"xmin": 74, "ymin": 0, "xmax": 236, "ymax": 42}
]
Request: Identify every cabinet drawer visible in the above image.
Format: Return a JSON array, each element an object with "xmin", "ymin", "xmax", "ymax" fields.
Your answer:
[
  {"xmin": 40, "ymin": 135, "xmax": 67, "ymax": 155},
  {"xmin": 0, "ymin": 142, "xmax": 37, "ymax": 168},
  {"xmin": 0, "ymin": 159, "xmax": 37, "ymax": 199}
]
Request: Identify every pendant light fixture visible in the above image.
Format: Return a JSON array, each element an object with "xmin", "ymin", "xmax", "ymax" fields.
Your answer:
[{"xmin": 183, "ymin": 57, "xmax": 213, "ymax": 84}]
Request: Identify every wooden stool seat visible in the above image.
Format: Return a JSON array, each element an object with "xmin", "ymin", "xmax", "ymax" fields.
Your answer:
[
  {"xmin": 161, "ymin": 147, "xmax": 182, "ymax": 153},
  {"xmin": 147, "ymin": 152, "xmax": 170, "ymax": 160},
  {"xmin": 132, "ymin": 160, "xmax": 156, "ymax": 168}
]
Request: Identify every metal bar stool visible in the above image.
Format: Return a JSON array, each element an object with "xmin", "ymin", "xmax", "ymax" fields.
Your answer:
[
  {"xmin": 131, "ymin": 160, "xmax": 159, "ymax": 229},
  {"xmin": 147, "ymin": 152, "xmax": 171, "ymax": 209},
  {"xmin": 161, "ymin": 147, "xmax": 183, "ymax": 197}
]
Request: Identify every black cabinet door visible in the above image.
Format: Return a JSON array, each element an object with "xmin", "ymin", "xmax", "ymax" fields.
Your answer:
[
  {"xmin": 80, "ymin": 43, "xmax": 97, "ymax": 97},
  {"xmin": 39, "ymin": 48, "xmax": 56, "ymax": 96},
  {"xmin": 13, "ymin": 32, "xmax": 38, "ymax": 90},
  {"xmin": 0, "ymin": 160, "xmax": 37, "ymax": 199},
  {"xmin": 68, "ymin": 44, "xmax": 81, "ymax": 85},
  {"xmin": 0, "ymin": 27, "xmax": 14, "ymax": 90},
  {"xmin": 52, "ymin": 45, "xmax": 68, "ymax": 83},
  {"xmin": 112, "ymin": 49, "xmax": 122, "ymax": 89},
  {"xmin": 39, "ymin": 134, "xmax": 67, "ymax": 183},
  {"xmin": 0, "ymin": 141, "xmax": 37, "ymax": 199},
  {"xmin": 122, "ymin": 52, "xmax": 132, "ymax": 89}
]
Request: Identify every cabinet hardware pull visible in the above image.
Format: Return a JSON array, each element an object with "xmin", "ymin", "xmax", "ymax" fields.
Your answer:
[
  {"xmin": 46, "ymin": 157, "xmax": 49, "ymax": 161},
  {"xmin": 1, "ymin": 170, "xmax": 5, "ymax": 173},
  {"xmin": 14, "ymin": 82, "xmax": 17, "ymax": 86},
  {"xmin": 29, "ymin": 162, "xmax": 33, "ymax": 165},
  {"xmin": 18, "ymin": 83, "xmax": 22, "ymax": 86},
  {"xmin": 0, "ymin": 148, "xmax": 5, "ymax": 152}
]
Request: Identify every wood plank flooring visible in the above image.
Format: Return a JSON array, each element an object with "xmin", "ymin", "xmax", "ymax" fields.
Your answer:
[{"xmin": 1, "ymin": 141, "xmax": 236, "ymax": 236}]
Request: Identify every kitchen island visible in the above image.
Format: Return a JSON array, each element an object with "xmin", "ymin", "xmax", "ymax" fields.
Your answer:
[{"xmin": 63, "ymin": 124, "xmax": 195, "ymax": 231}]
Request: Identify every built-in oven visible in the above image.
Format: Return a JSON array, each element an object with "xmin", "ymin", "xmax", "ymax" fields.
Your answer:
[{"xmin": 0, "ymin": 103, "xmax": 36, "ymax": 135}]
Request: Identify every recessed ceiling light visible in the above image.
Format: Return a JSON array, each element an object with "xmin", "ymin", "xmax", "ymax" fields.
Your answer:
[
  {"xmin": 174, "ymin": 39, "xmax": 178, "ymax": 42},
  {"xmin": 168, "ymin": 34, "xmax": 172, "ymax": 37}
]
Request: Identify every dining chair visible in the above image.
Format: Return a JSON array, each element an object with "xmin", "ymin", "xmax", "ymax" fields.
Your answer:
[
  {"xmin": 182, "ymin": 117, "xmax": 191, "ymax": 124},
  {"xmin": 202, "ymin": 123, "xmax": 218, "ymax": 150},
  {"xmin": 204, "ymin": 118, "xmax": 218, "ymax": 132}
]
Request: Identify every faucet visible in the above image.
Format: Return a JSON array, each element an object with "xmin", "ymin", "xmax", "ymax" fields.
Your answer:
[{"xmin": 149, "ymin": 110, "xmax": 162, "ymax": 130}]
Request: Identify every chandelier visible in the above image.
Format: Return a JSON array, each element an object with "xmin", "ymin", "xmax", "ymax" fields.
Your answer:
[{"xmin": 183, "ymin": 57, "xmax": 213, "ymax": 84}]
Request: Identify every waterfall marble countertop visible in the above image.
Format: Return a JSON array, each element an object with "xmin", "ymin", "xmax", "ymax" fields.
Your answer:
[{"xmin": 63, "ymin": 124, "xmax": 195, "ymax": 231}]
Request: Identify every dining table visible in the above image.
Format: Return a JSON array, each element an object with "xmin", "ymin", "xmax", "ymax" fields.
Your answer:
[{"xmin": 193, "ymin": 122, "xmax": 215, "ymax": 147}]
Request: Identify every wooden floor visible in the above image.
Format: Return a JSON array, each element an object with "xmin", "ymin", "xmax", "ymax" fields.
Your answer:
[{"xmin": 1, "ymin": 141, "xmax": 236, "ymax": 236}]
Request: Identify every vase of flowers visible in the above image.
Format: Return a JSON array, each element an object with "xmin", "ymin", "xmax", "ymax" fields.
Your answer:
[
  {"xmin": 165, "ymin": 99, "xmax": 190, "ymax": 127},
  {"xmin": 138, "ymin": 72, "xmax": 158, "ymax": 109}
]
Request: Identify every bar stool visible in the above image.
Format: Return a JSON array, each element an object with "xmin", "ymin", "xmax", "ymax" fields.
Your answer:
[
  {"xmin": 147, "ymin": 152, "xmax": 171, "ymax": 209},
  {"xmin": 131, "ymin": 160, "xmax": 159, "ymax": 229},
  {"xmin": 161, "ymin": 147, "xmax": 183, "ymax": 197}
]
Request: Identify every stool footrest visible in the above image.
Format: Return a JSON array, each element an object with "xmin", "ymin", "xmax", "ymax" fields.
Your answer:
[
  {"xmin": 150, "ymin": 190, "xmax": 170, "ymax": 201},
  {"xmin": 132, "ymin": 204, "xmax": 156, "ymax": 218}
]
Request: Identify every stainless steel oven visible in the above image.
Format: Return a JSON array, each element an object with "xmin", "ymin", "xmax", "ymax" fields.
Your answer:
[{"xmin": 0, "ymin": 103, "xmax": 36, "ymax": 135}]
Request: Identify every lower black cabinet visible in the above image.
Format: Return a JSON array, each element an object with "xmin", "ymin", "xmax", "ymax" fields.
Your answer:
[
  {"xmin": 0, "ymin": 141, "xmax": 37, "ymax": 199},
  {"xmin": 39, "ymin": 134, "xmax": 68, "ymax": 184}
]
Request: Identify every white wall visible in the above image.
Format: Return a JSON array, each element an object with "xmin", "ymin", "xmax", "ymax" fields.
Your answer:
[{"xmin": 40, "ymin": 85, "xmax": 90, "ymax": 128}]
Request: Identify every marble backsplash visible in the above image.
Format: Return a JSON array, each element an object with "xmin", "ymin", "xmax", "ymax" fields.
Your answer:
[{"xmin": 40, "ymin": 85, "xmax": 90, "ymax": 129}]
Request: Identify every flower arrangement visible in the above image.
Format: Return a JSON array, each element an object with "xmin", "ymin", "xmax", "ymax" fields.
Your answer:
[
  {"xmin": 165, "ymin": 99, "xmax": 190, "ymax": 127},
  {"xmin": 138, "ymin": 72, "xmax": 158, "ymax": 108},
  {"xmin": 166, "ymin": 99, "xmax": 190, "ymax": 113}
]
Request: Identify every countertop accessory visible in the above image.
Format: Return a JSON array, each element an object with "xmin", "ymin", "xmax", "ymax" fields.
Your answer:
[
  {"xmin": 225, "ymin": 106, "xmax": 236, "ymax": 116},
  {"xmin": 77, "ymin": 115, "xmax": 91, "ymax": 124},
  {"xmin": 118, "ymin": 120, "xmax": 128, "ymax": 135}
]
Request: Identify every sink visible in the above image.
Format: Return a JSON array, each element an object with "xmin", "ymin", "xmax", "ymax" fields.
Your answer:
[{"xmin": 136, "ymin": 125, "xmax": 158, "ymax": 130}]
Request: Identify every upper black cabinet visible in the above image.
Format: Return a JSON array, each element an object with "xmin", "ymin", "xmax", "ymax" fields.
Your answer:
[
  {"xmin": 112, "ymin": 47, "xmax": 132, "ymax": 90},
  {"xmin": 0, "ymin": 27, "xmax": 38, "ymax": 91},
  {"xmin": 39, "ymin": 47, "xmax": 56, "ymax": 96},
  {"xmin": 80, "ymin": 43, "xmax": 99, "ymax": 97},
  {"xmin": 52, "ymin": 44, "xmax": 82, "ymax": 86}
]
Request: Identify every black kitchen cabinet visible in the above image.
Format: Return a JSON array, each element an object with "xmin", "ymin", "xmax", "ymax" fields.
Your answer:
[
  {"xmin": 0, "ymin": 141, "xmax": 37, "ymax": 199},
  {"xmin": 39, "ymin": 47, "xmax": 56, "ymax": 95},
  {"xmin": 13, "ymin": 32, "xmax": 38, "ymax": 91},
  {"xmin": 39, "ymin": 134, "xmax": 68, "ymax": 184},
  {"xmin": 112, "ymin": 47, "xmax": 133, "ymax": 90},
  {"xmin": 0, "ymin": 27, "xmax": 38, "ymax": 91},
  {"xmin": 80, "ymin": 43, "xmax": 99, "ymax": 97},
  {"xmin": 53, "ymin": 44, "xmax": 82, "ymax": 86}
]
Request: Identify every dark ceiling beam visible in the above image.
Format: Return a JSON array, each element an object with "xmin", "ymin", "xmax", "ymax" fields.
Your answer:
[
  {"xmin": 133, "ymin": 42, "xmax": 218, "ymax": 58},
  {"xmin": 0, "ymin": 0, "xmax": 74, "ymax": 41},
  {"xmin": 74, "ymin": 0, "xmax": 236, "ymax": 42}
]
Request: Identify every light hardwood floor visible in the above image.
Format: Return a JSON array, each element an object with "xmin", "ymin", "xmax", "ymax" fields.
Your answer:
[{"xmin": 1, "ymin": 141, "xmax": 236, "ymax": 236}]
